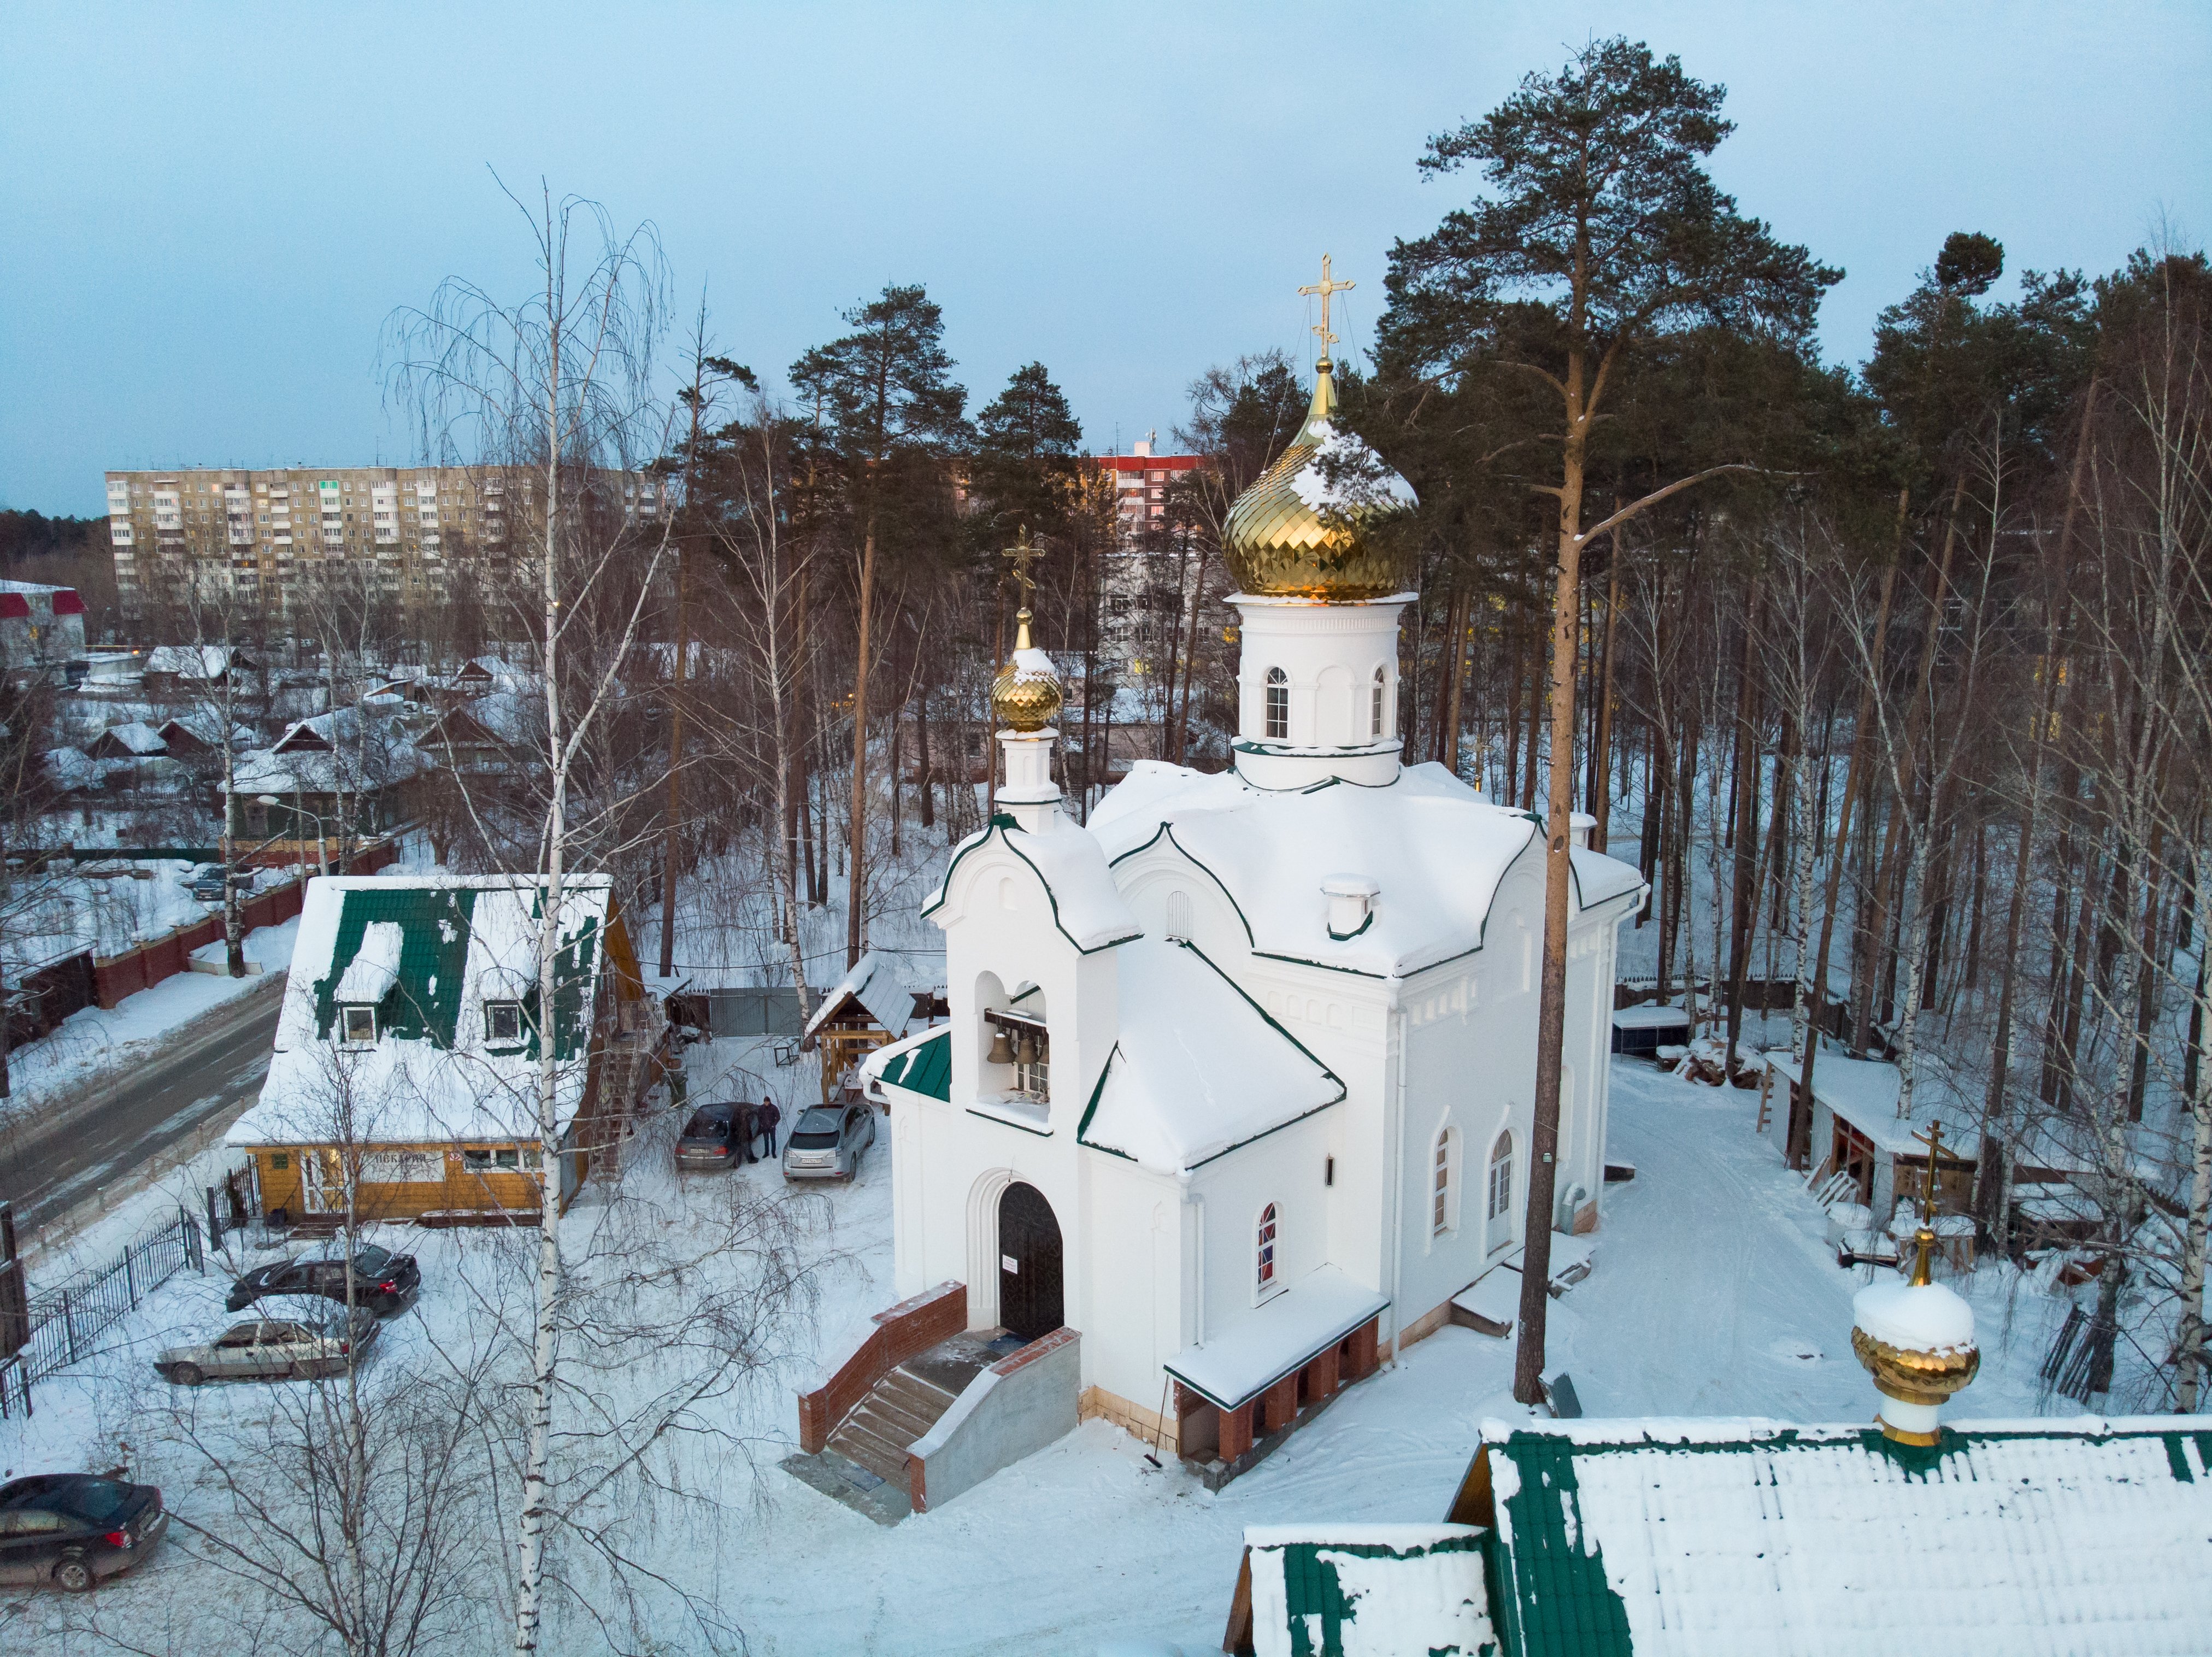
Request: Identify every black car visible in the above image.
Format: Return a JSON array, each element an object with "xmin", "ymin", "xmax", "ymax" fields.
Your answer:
[
  {"xmin": 674, "ymin": 1103, "xmax": 743, "ymax": 1171},
  {"xmin": 226, "ymin": 1243, "xmax": 421, "ymax": 1316},
  {"xmin": 0, "ymin": 1474, "xmax": 167, "ymax": 1592}
]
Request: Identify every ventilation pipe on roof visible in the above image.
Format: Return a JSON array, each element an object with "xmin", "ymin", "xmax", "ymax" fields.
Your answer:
[{"xmin": 1322, "ymin": 874, "xmax": 1379, "ymax": 941}]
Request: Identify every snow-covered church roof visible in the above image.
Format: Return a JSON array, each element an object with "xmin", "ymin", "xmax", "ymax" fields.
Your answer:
[
  {"xmin": 1090, "ymin": 759, "xmax": 1642, "ymax": 979},
  {"xmin": 923, "ymin": 813, "xmax": 1143, "ymax": 955},
  {"xmin": 1078, "ymin": 936, "xmax": 1344, "ymax": 1174}
]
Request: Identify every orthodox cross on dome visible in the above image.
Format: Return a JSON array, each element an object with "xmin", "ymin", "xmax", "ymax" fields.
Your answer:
[
  {"xmin": 1906, "ymin": 1119, "xmax": 1948, "ymax": 1286},
  {"xmin": 1299, "ymin": 254, "xmax": 1355, "ymax": 358},
  {"xmin": 1003, "ymin": 526, "xmax": 1044, "ymax": 649}
]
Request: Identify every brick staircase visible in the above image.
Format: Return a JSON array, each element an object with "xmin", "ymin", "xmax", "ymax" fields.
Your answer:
[{"xmin": 828, "ymin": 1365, "xmax": 963, "ymax": 1482}]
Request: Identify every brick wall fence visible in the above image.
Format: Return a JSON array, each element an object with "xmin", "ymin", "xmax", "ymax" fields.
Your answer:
[
  {"xmin": 89, "ymin": 835, "xmax": 401, "ymax": 1009},
  {"xmin": 796, "ymin": 1280, "xmax": 967, "ymax": 1454}
]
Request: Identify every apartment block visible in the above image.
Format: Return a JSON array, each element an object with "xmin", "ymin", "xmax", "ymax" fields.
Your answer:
[{"xmin": 104, "ymin": 464, "xmax": 664, "ymax": 619}]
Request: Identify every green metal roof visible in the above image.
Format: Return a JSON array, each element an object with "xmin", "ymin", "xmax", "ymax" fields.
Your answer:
[
  {"xmin": 311, "ymin": 884, "xmax": 598, "ymax": 1060},
  {"xmin": 875, "ymin": 1025, "xmax": 951, "ymax": 1102}
]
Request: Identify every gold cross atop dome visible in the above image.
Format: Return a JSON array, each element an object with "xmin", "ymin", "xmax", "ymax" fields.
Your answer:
[
  {"xmin": 1299, "ymin": 254, "xmax": 1355, "ymax": 359},
  {"xmin": 1002, "ymin": 525, "xmax": 1043, "ymax": 607},
  {"xmin": 1907, "ymin": 1120, "xmax": 1947, "ymax": 1286}
]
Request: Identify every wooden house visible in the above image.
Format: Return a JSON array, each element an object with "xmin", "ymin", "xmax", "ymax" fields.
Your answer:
[{"xmin": 227, "ymin": 873, "xmax": 664, "ymax": 1223}]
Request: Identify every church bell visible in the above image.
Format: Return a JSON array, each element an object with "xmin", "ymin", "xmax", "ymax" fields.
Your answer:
[
  {"xmin": 986, "ymin": 1024, "xmax": 1016, "ymax": 1066},
  {"xmin": 1015, "ymin": 1027, "xmax": 1041, "ymax": 1067}
]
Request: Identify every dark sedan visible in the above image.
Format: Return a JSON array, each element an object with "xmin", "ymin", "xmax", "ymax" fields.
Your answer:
[
  {"xmin": 674, "ymin": 1103, "xmax": 743, "ymax": 1172},
  {"xmin": 0, "ymin": 1473, "xmax": 167, "ymax": 1593},
  {"xmin": 226, "ymin": 1243, "xmax": 421, "ymax": 1316}
]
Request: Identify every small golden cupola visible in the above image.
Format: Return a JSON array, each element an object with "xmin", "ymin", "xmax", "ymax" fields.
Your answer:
[
  {"xmin": 1850, "ymin": 1121, "xmax": 1980, "ymax": 1445},
  {"xmin": 1222, "ymin": 255, "xmax": 1417, "ymax": 602},
  {"xmin": 990, "ymin": 531, "xmax": 1066, "ymax": 832}
]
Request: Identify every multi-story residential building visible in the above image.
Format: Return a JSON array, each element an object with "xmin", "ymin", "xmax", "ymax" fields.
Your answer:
[
  {"xmin": 103, "ymin": 464, "xmax": 664, "ymax": 620},
  {"xmin": 1090, "ymin": 433, "xmax": 1204, "ymax": 548}
]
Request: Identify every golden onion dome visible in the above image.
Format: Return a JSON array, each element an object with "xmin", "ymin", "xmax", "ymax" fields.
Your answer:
[
  {"xmin": 1850, "ymin": 1222, "xmax": 1980, "ymax": 1445},
  {"xmin": 990, "ymin": 608, "xmax": 1063, "ymax": 731},
  {"xmin": 1222, "ymin": 357, "xmax": 1417, "ymax": 601}
]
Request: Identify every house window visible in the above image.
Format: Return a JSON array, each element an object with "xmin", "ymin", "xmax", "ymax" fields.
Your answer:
[
  {"xmin": 1264, "ymin": 668, "xmax": 1289, "ymax": 741},
  {"xmin": 486, "ymin": 1001, "xmax": 523, "ymax": 1042},
  {"xmin": 1371, "ymin": 666, "xmax": 1386, "ymax": 737},
  {"xmin": 340, "ymin": 1006, "xmax": 377, "ymax": 1046},
  {"xmin": 1256, "ymin": 1202, "xmax": 1279, "ymax": 1295},
  {"xmin": 1433, "ymin": 1130, "xmax": 1453, "ymax": 1235},
  {"xmin": 1488, "ymin": 1132, "xmax": 1514, "ymax": 1224}
]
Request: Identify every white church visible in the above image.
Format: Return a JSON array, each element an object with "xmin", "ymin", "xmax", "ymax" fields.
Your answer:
[{"xmin": 859, "ymin": 309, "xmax": 1644, "ymax": 1480}]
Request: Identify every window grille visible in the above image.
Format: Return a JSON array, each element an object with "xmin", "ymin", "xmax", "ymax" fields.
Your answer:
[
  {"xmin": 1434, "ymin": 1132, "xmax": 1452, "ymax": 1235},
  {"xmin": 1256, "ymin": 1202, "xmax": 1278, "ymax": 1292},
  {"xmin": 1488, "ymin": 1133, "xmax": 1514, "ymax": 1223},
  {"xmin": 1264, "ymin": 668, "xmax": 1289, "ymax": 741}
]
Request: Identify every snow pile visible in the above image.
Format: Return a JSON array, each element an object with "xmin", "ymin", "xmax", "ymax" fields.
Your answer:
[
  {"xmin": 334, "ymin": 921, "xmax": 404, "ymax": 1004},
  {"xmin": 1852, "ymin": 1278, "xmax": 1976, "ymax": 1353},
  {"xmin": 1286, "ymin": 424, "xmax": 1419, "ymax": 517}
]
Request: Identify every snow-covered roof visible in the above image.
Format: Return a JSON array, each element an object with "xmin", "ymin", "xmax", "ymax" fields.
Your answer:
[
  {"xmin": 143, "ymin": 644, "xmax": 240, "ymax": 679},
  {"xmin": 1288, "ymin": 421, "xmax": 1420, "ymax": 515},
  {"xmin": 1164, "ymin": 1265, "xmax": 1388, "ymax": 1411},
  {"xmin": 1089, "ymin": 760, "xmax": 1640, "ymax": 978},
  {"xmin": 1613, "ymin": 1004, "xmax": 1691, "ymax": 1030},
  {"xmin": 1761, "ymin": 1049, "xmax": 2094, "ymax": 1173},
  {"xmin": 1476, "ymin": 1415, "xmax": 2212, "ymax": 1655},
  {"xmin": 92, "ymin": 720, "xmax": 167, "ymax": 756},
  {"xmin": 229, "ymin": 874, "xmax": 618, "ymax": 1148},
  {"xmin": 42, "ymin": 746, "xmax": 95, "ymax": 790},
  {"xmin": 1078, "ymin": 937, "xmax": 1343, "ymax": 1174},
  {"xmin": 924, "ymin": 813, "xmax": 1143, "ymax": 955},
  {"xmin": 802, "ymin": 948, "xmax": 914, "ymax": 1044},
  {"xmin": 1240, "ymin": 1524, "xmax": 1492, "ymax": 1657}
]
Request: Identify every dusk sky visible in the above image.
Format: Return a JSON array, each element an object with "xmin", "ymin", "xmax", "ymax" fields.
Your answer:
[{"xmin": 4, "ymin": 1, "xmax": 2207, "ymax": 514}]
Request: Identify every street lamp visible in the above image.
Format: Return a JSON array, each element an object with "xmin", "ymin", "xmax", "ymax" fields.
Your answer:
[{"xmin": 257, "ymin": 792, "xmax": 329, "ymax": 878}]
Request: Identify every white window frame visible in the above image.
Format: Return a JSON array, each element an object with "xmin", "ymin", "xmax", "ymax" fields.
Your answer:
[
  {"xmin": 1371, "ymin": 666, "xmax": 1387, "ymax": 737},
  {"xmin": 1432, "ymin": 1126, "xmax": 1455, "ymax": 1237},
  {"xmin": 339, "ymin": 1005, "xmax": 377, "ymax": 1047},
  {"xmin": 1487, "ymin": 1131, "xmax": 1515, "ymax": 1235},
  {"xmin": 486, "ymin": 1001, "xmax": 523, "ymax": 1043},
  {"xmin": 1264, "ymin": 667, "xmax": 1289, "ymax": 741},
  {"xmin": 1255, "ymin": 1201, "xmax": 1281, "ymax": 1301}
]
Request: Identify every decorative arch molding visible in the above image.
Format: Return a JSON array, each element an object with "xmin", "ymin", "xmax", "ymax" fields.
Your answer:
[{"xmin": 964, "ymin": 1166, "xmax": 1022, "ymax": 1329}]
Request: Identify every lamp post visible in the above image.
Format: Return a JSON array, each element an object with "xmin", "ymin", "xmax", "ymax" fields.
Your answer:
[{"xmin": 258, "ymin": 792, "xmax": 328, "ymax": 878}]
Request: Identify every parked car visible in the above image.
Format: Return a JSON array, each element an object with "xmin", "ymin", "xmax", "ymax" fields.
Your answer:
[
  {"xmin": 225, "ymin": 1244, "xmax": 421, "ymax": 1316},
  {"xmin": 157, "ymin": 1308, "xmax": 381, "ymax": 1385},
  {"xmin": 781, "ymin": 1101, "xmax": 875, "ymax": 1182},
  {"xmin": 0, "ymin": 1473, "xmax": 167, "ymax": 1593},
  {"xmin": 190, "ymin": 865, "xmax": 252, "ymax": 903},
  {"xmin": 674, "ymin": 1102, "xmax": 743, "ymax": 1172}
]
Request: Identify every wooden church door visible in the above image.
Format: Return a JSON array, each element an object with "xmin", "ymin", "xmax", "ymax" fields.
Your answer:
[{"xmin": 997, "ymin": 1182, "xmax": 1063, "ymax": 1343}]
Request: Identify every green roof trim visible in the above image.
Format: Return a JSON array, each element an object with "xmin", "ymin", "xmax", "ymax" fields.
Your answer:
[{"xmin": 876, "ymin": 1025, "xmax": 951, "ymax": 1102}]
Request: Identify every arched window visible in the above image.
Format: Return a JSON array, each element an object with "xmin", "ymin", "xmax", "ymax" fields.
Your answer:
[
  {"xmin": 1487, "ymin": 1132, "xmax": 1514, "ymax": 1225},
  {"xmin": 1165, "ymin": 889, "xmax": 1192, "ymax": 942},
  {"xmin": 1432, "ymin": 1129, "xmax": 1452, "ymax": 1235},
  {"xmin": 1371, "ymin": 666, "xmax": 1386, "ymax": 738},
  {"xmin": 1264, "ymin": 668, "xmax": 1289, "ymax": 741},
  {"xmin": 1256, "ymin": 1202, "xmax": 1279, "ymax": 1293}
]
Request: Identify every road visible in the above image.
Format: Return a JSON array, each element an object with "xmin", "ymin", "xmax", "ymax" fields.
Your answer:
[{"xmin": 0, "ymin": 974, "xmax": 286, "ymax": 1237}]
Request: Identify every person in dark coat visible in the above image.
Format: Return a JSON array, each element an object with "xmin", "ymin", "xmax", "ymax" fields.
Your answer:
[{"xmin": 754, "ymin": 1096, "xmax": 781, "ymax": 1161}]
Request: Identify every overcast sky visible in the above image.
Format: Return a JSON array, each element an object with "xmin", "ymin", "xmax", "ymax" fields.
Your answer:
[{"xmin": 4, "ymin": 1, "xmax": 2207, "ymax": 513}]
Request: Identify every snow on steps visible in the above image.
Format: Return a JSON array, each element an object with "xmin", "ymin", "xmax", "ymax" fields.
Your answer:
[
  {"xmin": 828, "ymin": 1365, "xmax": 964, "ymax": 1484},
  {"xmin": 1449, "ymin": 1235, "xmax": 1597, "ymax": 1338}
]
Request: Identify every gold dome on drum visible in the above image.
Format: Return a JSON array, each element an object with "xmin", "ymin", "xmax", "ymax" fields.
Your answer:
[
  {"xmin": 1222, "ymin": 357, "xmax": 1415, "ymax": 601},
  {"xmin": 990, "ymin": 608, "xmax": 1062, "ymax": 732},
  {"xmin": 1850, "ymin": 1326, "xmax": 1981, "ymax": 1410}
]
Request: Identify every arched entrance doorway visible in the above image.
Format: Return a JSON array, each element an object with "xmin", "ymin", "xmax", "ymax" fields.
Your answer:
[{"xmin": 997, "ymin": 1182, "xmax": 1063, "ymax": 1342}]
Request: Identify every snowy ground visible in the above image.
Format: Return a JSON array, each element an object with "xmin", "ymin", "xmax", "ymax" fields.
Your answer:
[
  {"xmin": 0, "ymin": 1048, "xmax": 2097, "ymax": 1654},
  {"xmin": 0, "ymin": 915, "xmax": 299, "ymax": 1118}
]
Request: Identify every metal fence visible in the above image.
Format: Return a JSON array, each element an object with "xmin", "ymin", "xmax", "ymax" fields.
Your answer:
[{"xmin": 17, "ymin": 1207, "xmax": 204, "ymax": 1386}]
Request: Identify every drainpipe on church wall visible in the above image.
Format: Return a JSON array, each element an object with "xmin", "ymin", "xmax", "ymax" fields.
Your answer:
[
  {"xmin": 1385, "ymin": 981, "xmax": 1407, "ymax": 1357},
  {"xmin": 1187, "ymin": 1189, "xmax": 1205, "ymax": 1347}
]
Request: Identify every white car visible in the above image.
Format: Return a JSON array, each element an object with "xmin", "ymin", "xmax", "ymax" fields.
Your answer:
[{"xmin": 156, "ymin": 1308, "xmax": 380, "ymax": 1385}]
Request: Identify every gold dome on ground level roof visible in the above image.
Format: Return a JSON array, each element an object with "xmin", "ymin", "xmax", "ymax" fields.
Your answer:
[{"xmin": 1221, "ymin": 356, "xmax": 1416, "ymax": 601}]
